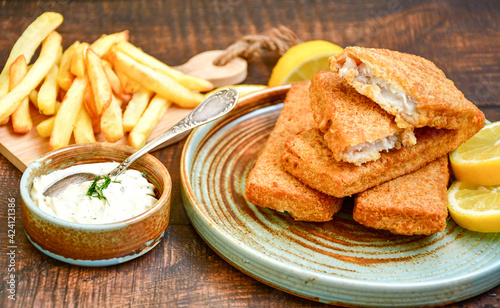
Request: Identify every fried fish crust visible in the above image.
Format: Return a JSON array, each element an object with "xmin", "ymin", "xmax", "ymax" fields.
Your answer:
[
  {"xmin": 309, "ymin": 70, "xmax": 415, "ymax": 165},
  {"xmin": 244, "ymin": 82, "xmax": 343, "ymax": 222},
  {"xmin": 331, "ymin": 47, "xmax": 481, "ymax": 131},
  {"xmin": 354, "ymin": 156, "xmax": 450, "ymax": 236},
  {"xmin": 280, "ymin": 107, "xmax": 484, "ymax": 198}
]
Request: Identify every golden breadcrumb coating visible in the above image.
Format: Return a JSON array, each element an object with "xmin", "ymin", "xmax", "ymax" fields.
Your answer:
[
  {"xmin": 331, "ymin": 47, "xmax": 481, "ymax": 131},
  {"xmin": 309, "ymin": 70, "xmax": 415, "ymax": 165},
  {"xmin": 280, "ymin": 106, "xmax": 484, "ymax": 198},
  {"xmin": 244, "ymin": 82, "xmax": 343, "ymax": 222},
  {"xmin": 354, "ymin": 156, "xmax": 450, "ymax": 236}
]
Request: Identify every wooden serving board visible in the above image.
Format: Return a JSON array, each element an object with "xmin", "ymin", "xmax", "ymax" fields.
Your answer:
[{"xmin": 0, "ymin": 104, "xmax": 192, "ymax": 172}]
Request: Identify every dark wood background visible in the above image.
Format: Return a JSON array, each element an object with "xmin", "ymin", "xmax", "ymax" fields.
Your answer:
[{"xmin": 1, "ymin": 0, "xmax": 499, "ymax": 307}]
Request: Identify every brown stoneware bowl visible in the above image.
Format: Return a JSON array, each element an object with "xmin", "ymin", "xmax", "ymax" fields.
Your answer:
[{"xmin": 20, "ymin": 142, "xmax": 171, "ymax": 266}]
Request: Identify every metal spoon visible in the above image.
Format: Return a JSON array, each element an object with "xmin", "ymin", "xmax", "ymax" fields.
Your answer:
[{"xmin": 42, "ymin": 88, "xmax": 239, "ymax": 197}]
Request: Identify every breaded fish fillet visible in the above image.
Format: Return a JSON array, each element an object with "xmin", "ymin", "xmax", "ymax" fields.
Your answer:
[
  {"xmin": 280, "ymin": 107, "xmax": 484, "ymax": 198},
  {"xmin": 331, "ymin": 47, "xmax": 481, "ymax": 130},
  {"xmin": 244, "ymin": 82, "xmax": 343, "ymax": 222},
  {"xmin": 309, "ymin": 70, "xmax": 416, "ymax": 165},
  {"xmin": 354, "ymin": 156, "xmax": 450, "ymax": 236}
]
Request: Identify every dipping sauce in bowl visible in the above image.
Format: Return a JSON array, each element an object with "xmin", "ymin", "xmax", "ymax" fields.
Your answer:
[
  {"xmin": 31, "ymin": 162, "xmax": 158, "ymax": 224},
  {"xmin": 20, "ymin": 143, "xmax": 171, "ymax": 266}
]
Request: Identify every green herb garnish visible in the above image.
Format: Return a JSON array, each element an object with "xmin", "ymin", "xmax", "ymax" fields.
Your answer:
[{"xmin": 86, "ymin": 175, "xmax": 121, "ymax": 202}]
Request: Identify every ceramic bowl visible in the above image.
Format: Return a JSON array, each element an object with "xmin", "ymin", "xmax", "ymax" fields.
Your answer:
[{"xmin": 20, "ymin": 142, "xmax": 171, "ymax": 266}]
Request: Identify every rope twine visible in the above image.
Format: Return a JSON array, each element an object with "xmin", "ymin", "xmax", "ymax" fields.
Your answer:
[{"xmin": 213, "ymin": 26, "xmax": 302, "ymax": 66}]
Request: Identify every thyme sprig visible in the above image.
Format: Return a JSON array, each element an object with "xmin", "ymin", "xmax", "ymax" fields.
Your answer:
[{"xmin": 86, "ymin": 175, "xmax": 121, "ymax": 202}]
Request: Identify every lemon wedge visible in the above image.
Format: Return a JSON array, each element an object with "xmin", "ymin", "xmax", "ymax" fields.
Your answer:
[
  {"xmin": 450, "ymin": 121, "xmax": 500, "ymax": 186},
  {"xmin": 206, "ymin": 84, "xmax": 267, "ymax": 98},
  {"xmin": 268, "ymin": 40, "xmax": 343, "ymax": 87},
  {"xmin": 447, "ymin": 180, "xmax": 500, "ymax": 232}
]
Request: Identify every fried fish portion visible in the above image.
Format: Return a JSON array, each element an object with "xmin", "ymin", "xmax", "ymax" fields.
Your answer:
[
  {"xmin": 309, "ymin": 70, "xmax": 415, "ymax": 165},
  {"xmin": 280, "ymin": 107, "xmax": 484, "ymax": 198},
  {"xmin": 330, "ymin": 47, "xmax": 480, "ymax": 131},
  {"xmin": 245, "ymin": 82, "xmax": 343, "ymax": 222},
  {"xmin": 354, "ymin": 156, "xmax": 450, "ymax": 236}
]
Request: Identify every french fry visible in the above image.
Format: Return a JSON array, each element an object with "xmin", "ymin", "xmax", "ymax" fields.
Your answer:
[
  {"xmin": 36, "ymin": 116, "xmax": 55, "ymax": 138},
  {"xmin": 113, "ymin": 64, "xmax": 140, "ymax": 94},
  {"xmin": 9, "ymin": 56, "xmax": 27, "ymax": 84},
  {"xmin": 92, "ymin": 115, "xmax": 101, "ymax": 134},
  {"xmin": 102, "ymin": 59, "xmax": 130, "ymax": 102},
  {"xmin": 0, "ymin": 83, "xmax": 14, "ymax": 124},
  {"xmin": 9, "ymin": 55, "xmax": 32, "ymax": 133},
  {"xmin": 37, "ymin": 63, "xmax": 59, "ymax": 115},
  {"xmin": 109, "ymin": 51, "xmax": 205, "ymax": 108},
  {"xmin": 0, "ymin": 12, "xmax": 63, "ymax": 96},
  {"xmin": 122, "ymin": 87, "xmax": 152, "ymax": 132},
  {"xmin": 74, "ymin": 107, "xmax": 96, "ymax": 143},
  {"xmin": 0, "ymin": 115, "xmax": 9, "ymax": 125},
  {"xmin": 49, "ymin": 76, "xmax": 88, "ymax": 150},
  {"xmin": 115, "ymin": 41, "xmax": 214, "ymax": 92},
  {"xmin": 56, "ymin": 46, "xmax": 63, "ymax": 64},
  {"xmin": 56, "ymin": 41, "xmax": 80, "ymax": 91},
  {"xmin": 86, "ymin": 48, "xmax": 112, "ymax": 115},
  {"xmin": 89, "ymin": 31, "xmax": 129, "ymax": 57},
  {"xmin": 29, "ymin": 89, "xmax": 39, "ymax": 108},
  {"xmin": 129, "ymin": 94, "xmax": 171, "ymax": 149},
  {"xmin": 53, "ymin": 101, "xmax": 62, "ymax": 113},
  {"xmin": 83, "ymin": 84, "xmax": 98, "ymax": 118},
  {"xmin": 57, "ymin": 89, "xmax": 66, "ymax": 102},
  {"xmin": 0, "ymin": 31, "xmax": 62, "ymax": 123},
  {"xmin": 100, "ymin": 94, "xmax": 124, "ymax": 143},
  {"xmin": 0, "ymin": 78, "xmax": 9, "ymax": 100},
  {"xmin": 70, "ymin": 42, "xmax": 89, "ymax": 78}
]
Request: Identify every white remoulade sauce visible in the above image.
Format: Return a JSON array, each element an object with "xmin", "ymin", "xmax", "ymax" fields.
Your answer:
[{"xmin": 31, "ymin": 162, "xmax": 158, "ymax": 224}]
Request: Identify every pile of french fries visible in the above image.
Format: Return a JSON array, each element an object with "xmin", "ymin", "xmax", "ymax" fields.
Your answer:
[{"xmin": 0, "ymin": 12, "xmax": 214, "ymax": 150}]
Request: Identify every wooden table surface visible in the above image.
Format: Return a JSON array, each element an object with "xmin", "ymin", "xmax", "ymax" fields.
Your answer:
[{"xmin": 1, "ymin": 1, "xmax": 499, "ymax": 307}]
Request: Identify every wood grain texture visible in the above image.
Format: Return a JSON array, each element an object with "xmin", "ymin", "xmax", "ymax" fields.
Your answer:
[{"xmin": 0, "ymin": 0, "xmax": 499, "ymax": 307}]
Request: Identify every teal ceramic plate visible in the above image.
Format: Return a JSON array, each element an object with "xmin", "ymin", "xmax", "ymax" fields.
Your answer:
[{"xmin": 180, "ymin": 85, "xmax": 500, "ymax": 307}]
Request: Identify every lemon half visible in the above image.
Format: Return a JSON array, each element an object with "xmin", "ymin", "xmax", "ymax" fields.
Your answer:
[
  {"xmin": 450, "ymin": 121, "xmax": 500, "ymax": 186},
  {"xmin": 447, "ymin": 181, "xmax": 500, "ymax": 232},
  {"xmin": 268, "ymin": 40, "xmax": 343, "ymax": 87}
]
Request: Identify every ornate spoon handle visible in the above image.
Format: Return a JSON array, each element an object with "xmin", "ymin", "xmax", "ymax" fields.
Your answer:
[{"xmin": 108, "ymin": 88, "xmax": 239, "ymax": 177}]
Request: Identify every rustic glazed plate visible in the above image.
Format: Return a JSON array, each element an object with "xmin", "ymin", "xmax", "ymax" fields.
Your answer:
[{"xmin": 180, "ymin": 85, "xmax": 500, "ymax": 307}]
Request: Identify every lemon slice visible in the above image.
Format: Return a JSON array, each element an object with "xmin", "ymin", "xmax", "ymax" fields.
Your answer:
[
  {"xmin": 450, "ymin": 121, "xmax": 500, "ymax": 185},
  {"xmin": 268, "ymin": 40, "xmax": 343, "ymax": 87},
  {"xmin": 205, "ymin": 84, "xmax": 267, "ymax": 98},
  {"xmin": 447, "ymin": 180, "xmax": 500, "ymax": 232}
]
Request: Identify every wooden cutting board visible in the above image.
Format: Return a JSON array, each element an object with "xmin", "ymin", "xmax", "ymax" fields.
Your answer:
[{"xmin": 0, "ymin": 104, "xmax": 192, "ymax": 172}]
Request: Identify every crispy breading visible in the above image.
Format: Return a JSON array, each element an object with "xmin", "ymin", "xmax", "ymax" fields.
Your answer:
[
  {"xmin": 331, "ymin": 47, "xmax": 481, "ymax": 130},
  {"xmin": 309, "ymin": 70, "xmax": 415, "ymax": 165},
  {"xmin": 353, "ymin": 156, "xmax": 450, "ymax": 236},
  {"xmin": 280, "ymin": 107, "xmax": 484, "ymax": 198},
  {"xmin": 244, "ymin": 82, "xmax": 343, "ymax": 222}
]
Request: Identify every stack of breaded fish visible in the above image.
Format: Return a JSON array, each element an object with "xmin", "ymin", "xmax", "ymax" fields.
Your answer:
[{"xmin": 245, "ymin": 46, "xmax": 485, "ymax": 236}]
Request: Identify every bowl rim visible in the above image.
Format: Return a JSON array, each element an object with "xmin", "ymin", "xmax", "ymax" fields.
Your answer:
[{"xmin": 20, "ymin": 142, "xmax": 172, "ymax": 231}]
